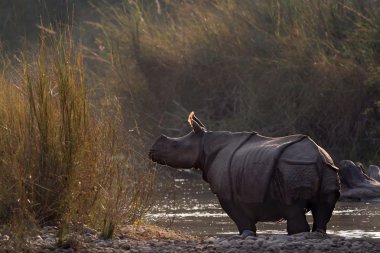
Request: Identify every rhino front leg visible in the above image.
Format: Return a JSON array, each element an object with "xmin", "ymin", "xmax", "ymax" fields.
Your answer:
[{"xmin": 218, "ymin": 198, "xmax": 256, "ymax": 236}]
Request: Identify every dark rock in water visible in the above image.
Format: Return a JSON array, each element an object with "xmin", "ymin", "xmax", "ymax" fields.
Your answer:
[
  {"xmin": 338, "ymin": 160, "xmax": 380, "ymax": 200},
  {"xmin": 368, "ymin": 165, "xmax": 380, "ymax": 182}
]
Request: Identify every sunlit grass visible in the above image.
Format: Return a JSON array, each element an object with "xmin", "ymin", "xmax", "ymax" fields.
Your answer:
[{"xmin": 0, "ymin": 26, "xmax": 155, "ymax": 248}]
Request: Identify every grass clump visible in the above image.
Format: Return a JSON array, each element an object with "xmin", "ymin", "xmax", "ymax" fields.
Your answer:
[{"xmin": 0, "ymin": 27, "xmax": 155, "ymax": 246}]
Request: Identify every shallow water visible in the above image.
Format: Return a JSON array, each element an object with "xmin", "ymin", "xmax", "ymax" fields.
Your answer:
[{"xmin": 148, "ymin": 169, "xmax": 380, "ymax": 238}]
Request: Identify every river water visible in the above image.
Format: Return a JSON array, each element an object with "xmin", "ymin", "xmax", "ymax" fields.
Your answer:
[{"xmin": 148, "ymin": 169, "xmax": 380, "ymax": 239}]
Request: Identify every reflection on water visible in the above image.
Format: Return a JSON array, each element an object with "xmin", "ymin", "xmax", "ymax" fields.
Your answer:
[{"xmin": 148, "ymin": 169, "xmax": 380, "ymax": 238}]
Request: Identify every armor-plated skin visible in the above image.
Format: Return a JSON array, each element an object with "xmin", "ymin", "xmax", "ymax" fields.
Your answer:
[{"xmin": 149, "ymin": 112, "xmax": 340, "ymax": 236}]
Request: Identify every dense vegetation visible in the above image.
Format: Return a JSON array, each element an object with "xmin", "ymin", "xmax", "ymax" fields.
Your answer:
[
  {"xmin": 1, "ymin": 0, "xmax": 380, "ymax": 246},
  {"xmin": 95, "ymin": 0, "xmax": 380, "ymax": 163},
  {"xmin": 0, "ymin": 19, "xmax": 154, "ymax": 248}
]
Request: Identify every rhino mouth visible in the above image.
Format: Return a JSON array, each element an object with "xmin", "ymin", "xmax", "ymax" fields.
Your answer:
[
  {"xmin": 148, "ymin": 149, "xmax": 156, "ymax": 161},
  {"xmin": 148, "ymin": 149, "xmax": 167, "ymax": 165},
  {"xmin": 148, "ymin": 149, "xmax": 154, "ymax": 159}
]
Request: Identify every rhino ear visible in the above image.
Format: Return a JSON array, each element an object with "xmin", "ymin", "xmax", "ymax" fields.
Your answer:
[{"xmin": 188, "ymin": 111, "xmax": 206, "ymax": 135}]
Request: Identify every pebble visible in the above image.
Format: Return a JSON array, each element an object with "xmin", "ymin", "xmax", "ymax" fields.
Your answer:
[
  {"xmin": 139, "ymin": 246, "xmax": 153, "ymax": 252},
  {"xmin": 119, "ymin": 242, "xmax": 131, "ymax": 250},
  {"xmin": 82, "ymin": 226, "xmax": 98, "ymax": 236},
  {"xmin": 205, "ymin": 236, "xmax": 217, "ymax": 243},
  {"xmin": 1, "ymin": 226, "xmax": 380, "ymax": 253},
  {"xmin": 219, "ymin": 240, "xmax": 231, "ymax": 247}
]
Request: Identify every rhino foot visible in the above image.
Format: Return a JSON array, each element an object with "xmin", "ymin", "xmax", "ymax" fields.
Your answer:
[
  {"xmin": 313, "ymin": 228, "xmax": 327, "ymax": 234},
  {"xmin": 241, "ymin": 230, "xmax": 256, "ymax": 238}
]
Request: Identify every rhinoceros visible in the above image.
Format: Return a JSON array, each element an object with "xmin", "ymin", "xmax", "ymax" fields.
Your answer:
[{"xmin": 149, "ymin": 112, "xmax": 340, "ymax": 236}]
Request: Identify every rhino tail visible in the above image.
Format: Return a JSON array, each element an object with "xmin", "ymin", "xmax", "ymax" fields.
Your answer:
[{"xmin": 316, "ymin": 152, "xmax": 341, "ymax": 197}]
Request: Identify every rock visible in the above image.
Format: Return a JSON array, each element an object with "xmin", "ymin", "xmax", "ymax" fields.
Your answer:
[
  {"xmin": 154, "ymin": 241, "xmax": 167, "ymax": 247},
  {"xmin": 96, "ymin": 241, "xmax": 107, "ymax": 248},
  {"xmin": 58, "ymin": 249, "xmax": 70, "ymax": 253},
  {"xmin": 218, "ymin": 239, "xmax": 231, "ymax": 247},
  {"xmin": 119, "ymin": 242, "xmax": 131, "ymax": 250},
  {"xmin": 228, "ymin": 234, "xmax": 242, "ymax": 240},
  {"xmin": 34, "ymin": 235, "xmax": 44, "ymax": 244},
  {"xmin": 269, "ymin": 234, "xmax": 288, "ymax": 241},
  {"xmin": 351, "ymin": 241, "xmax": 364, "ymax": 250},
  {"xmin": 230, "ymin": 238, "xmax": 244, "ymax": 246},
  {"xmin": 266, "ymin": 244, "xmax": 282, "ymax": 253},
  {"xmin": 338, "ymin": 246, "xmax": 350, "ymax": 252},
  {"xmin": 205, "ymin": 236, "xmax": 216, "ymax": 243},
  {"xmin": 369, "ymin": 165, "xmax": 380, "ymax": 182},
  {"xmin": 343, "ymin": 240, "xmax": 352, "ymax": 247},
  {"xmin": 362, "ymin": 241, "xmax": 374, "ymax": 248},
  {"xmin": 338, "ymin": 160, "xmax": 380, "ymax": 200},
  {"xmin": 194, "ymin": 244, "xmax": 206, "ymax": 251},
  {"xmin": 205, "ymin": 244, "xmax": 216, "ymax": 250},
  {"xmin": 256, "ymin": 238, "xmax": 265, "ymax": 247},
  {"xmin": 82, "ymin": 226, "xmax": 98, "ymax": 235},
  {"xmin": 244, "ymin": 235, "xmax": 257, "ymax": 241},
  {"xmin": 138, "ymin": 246, "xmax": 153, "ymax": 252}
]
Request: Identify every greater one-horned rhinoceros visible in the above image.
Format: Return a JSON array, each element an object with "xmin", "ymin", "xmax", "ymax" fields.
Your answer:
[{"xmin": 149, "ymin": 112, "xmax": 340, "ymax": 236}]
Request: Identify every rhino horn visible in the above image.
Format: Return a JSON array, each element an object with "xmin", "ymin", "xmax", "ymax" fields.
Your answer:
[{"xmin": 188, "ymin": 111, "xmax": 206, "ymax": 135}]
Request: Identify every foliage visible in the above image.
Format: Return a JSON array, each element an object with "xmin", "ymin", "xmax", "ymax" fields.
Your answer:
[
  {"xmin": 0, "ymin": 0, "xmax": 85, "ymax": 51},
  {"xmin": 0, "ymin": 27, "xmax": 155, "ymax": 245},
  {"xmin": 92, "ymin": 0, "xmax": 380, "ymax": 161}
]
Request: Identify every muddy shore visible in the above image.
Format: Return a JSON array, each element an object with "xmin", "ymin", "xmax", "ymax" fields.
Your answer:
[{"xmin": 1, "ymin": 225, "xmax": 379, "ymax": 253}]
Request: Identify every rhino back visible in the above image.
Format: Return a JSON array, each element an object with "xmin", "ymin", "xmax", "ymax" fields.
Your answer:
[{"xmin": 206, "ymin": 134, "xmax": 319, "ymax": 203}]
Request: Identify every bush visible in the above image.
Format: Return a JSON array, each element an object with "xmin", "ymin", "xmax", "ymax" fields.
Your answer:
[{"xmin": 0, "ymin": 27, "xmax": 155, "ymax": 244}]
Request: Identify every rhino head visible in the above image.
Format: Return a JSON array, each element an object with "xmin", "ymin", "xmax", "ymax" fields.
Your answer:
[{"xmin": 149, "ymin": 112, "xmax": 206, "ymax": 168}]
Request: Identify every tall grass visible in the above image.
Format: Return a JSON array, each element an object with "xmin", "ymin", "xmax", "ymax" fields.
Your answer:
[
  {"xmin": 92, "ymin": 0, "xmax": 380, "ymax": 162},
  {"xmin": 0, "ymin": 27, "xmax": 155, "ymax": 246},
  {"xmin": 0, "ymin": 0, "xmax": 86, "ymax": 51}
]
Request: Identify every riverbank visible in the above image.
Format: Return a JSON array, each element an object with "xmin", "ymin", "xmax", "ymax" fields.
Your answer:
[{"xmin": 1, "ymin": 224, "xmax": 379, "ymax": 253}]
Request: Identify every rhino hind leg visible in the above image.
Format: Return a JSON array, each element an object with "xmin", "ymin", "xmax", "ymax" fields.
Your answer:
[
  {"xmin": 285, "ymin": 201, "xmax": 311, "ymax": 235},
  {"xmin": 310, "ymin": 191, "xmax": 339, "ymax": 233},
  {"xmin": 218, "ymin": 198, "xmax": 256, "ymax": 236}
]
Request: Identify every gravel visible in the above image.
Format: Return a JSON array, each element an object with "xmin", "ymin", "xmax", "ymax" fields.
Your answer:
[{"xmin": 1, "ymin": 225, "xmax": 379, "ymax": 253}]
